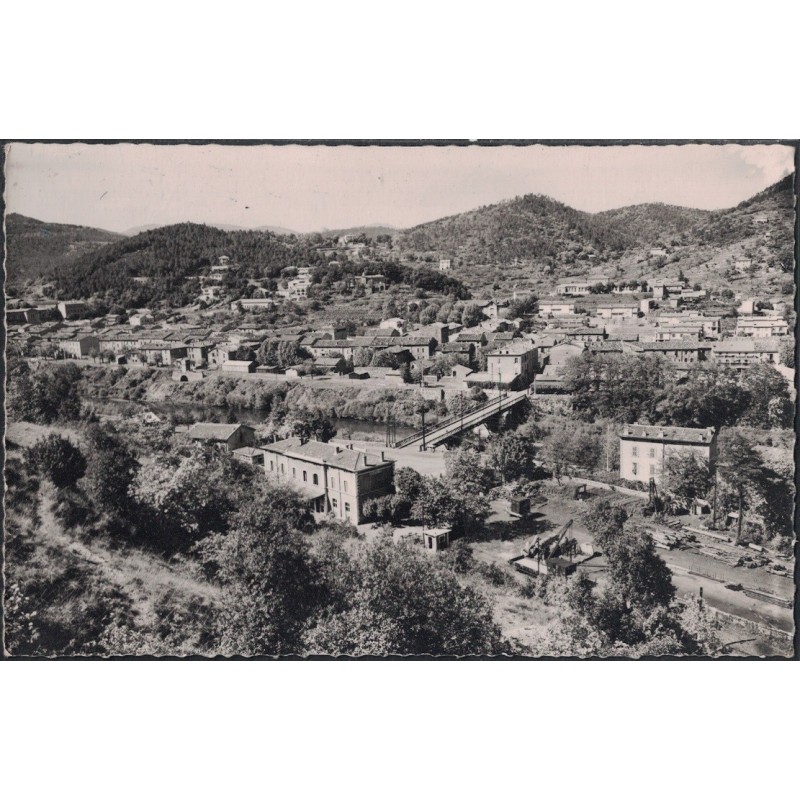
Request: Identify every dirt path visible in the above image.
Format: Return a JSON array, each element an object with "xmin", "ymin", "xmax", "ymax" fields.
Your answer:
[{"xmin": 35, "ymin": 487, "xmax": 221, "ymax": 629}]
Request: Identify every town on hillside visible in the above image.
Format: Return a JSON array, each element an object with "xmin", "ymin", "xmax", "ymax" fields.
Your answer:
[{"xmin": 4, "ymin": 146, "xmax": 796, "ymax": 659}]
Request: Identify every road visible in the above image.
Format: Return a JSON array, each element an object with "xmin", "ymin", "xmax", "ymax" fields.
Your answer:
[{"xmin": 396, "ymin": 390, "xmax": 529, "ymax": 449}]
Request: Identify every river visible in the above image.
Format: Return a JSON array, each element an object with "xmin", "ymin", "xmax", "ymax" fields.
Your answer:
[{"xmin": 91, "ymin": 397, "xmax": 417, "ymax": 441}]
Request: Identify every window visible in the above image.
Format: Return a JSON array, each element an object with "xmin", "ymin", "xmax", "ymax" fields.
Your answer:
[
  {"xmin": 332, "ymin": 498, "xmax": 338, "ymax": 509},
  {"xmin": 649, "ymin": 448, "xmax": 655, "ymax": 458},
  {"xmin": 292, "ymin": 468, "xmax": 296, "ymax": 478},
  {"xmin": 269, "ymin": 460, "xmax": 274, "ymax": 471},
  {"xmin": 343, "ymin": 480, "xmax": 348, "ymax": 492},
  {"xmin": 344, "ymin": 502, "xmax": 351, "ymax": 517},
  {"xmin": 303, "ymin": 470, "xmax": 307, "ymax": 482},
  {"xmin": 649, "ymin": 464, "xmax": 656, "ymax": 476},
  {"xmin": 631, "ymin": 446, "xmax": 639, "ymax": 457},
  {"xmin": 280, "ymin": 464, "xmax": 285, "ymax": 474},
  {"xmin": 313, "ymin": 474, "xmax": 319, "ymax": 485},
  {"xmin": 631, "ymin": 462, "xmax": 638, "ymax": 476},
  {"xmin": 330, "ymin": 475, "xmax": 335, "ymax": 487}
]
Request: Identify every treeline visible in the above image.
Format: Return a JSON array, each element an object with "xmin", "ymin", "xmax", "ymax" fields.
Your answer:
[
  {"xmin": 562, "ymin": 352, "xmax": 794, "ymax": 429},
  {"xmin": 312, "ymin": 259, "xmax": 470, "ymax": 299}
]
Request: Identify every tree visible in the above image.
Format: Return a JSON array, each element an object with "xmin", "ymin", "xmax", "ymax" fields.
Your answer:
[
  {"xmin": 540, "ymin": 424, "xmax": 602, "ymax": 479},
  {"xmin": 290, "ymin": 410, "xmax": 337, "ymax": 443},
  {"xmin": 487, "ymin": 432, "xmax": 538, "ymax": 483},
  {"xmin": 214, "ymin": 486, "xmax": 319, "ymax": 655},
  {"xmin": 737, "ymin": 364, "xmax": 793, "ymax": 428},
  {"xmin": 444, "ymin": 446, "xmax": 496, "ymax": 497},
  {"xmin": 780, "ymin": 339, "xmax": 795, "ymax": 368},
  {"xmin": 460, "ymin": 302, "xmax": 484, "ymax": 328},
  {"xmin": 352, "ymin": 347, "xmax": 373, "ymax": 368},
  {"xmin": 715, "ymin": 431, "xmax": 764, "ymax": 543},
  {"xmin": 305, "ymin": 538, "xmax": 506, "ymax": 655},
  {"xmin": 81, "ymin": 424, "xmax": 139, "ymax": 514},
  {"xmin": 394, "ymin": 467, "xmax": 424, "ymax": 504},
  {"xmin": 25, "ymin": 434, "xmax": 86, "ymax": 488},
  {"xmin": 370, "ymin": 349, "xmax": 400, "ymax": 369},
  {"xmin": 583, "ymin": 498, "xmax": 629, "ymax": 553},
  {"xmin": 661, "ymin": 450, "xmax": 713, "ymax": 512}
]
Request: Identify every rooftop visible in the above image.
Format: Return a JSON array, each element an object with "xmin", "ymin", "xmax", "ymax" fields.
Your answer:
[
  {"xmin": 187, "ymin": 423, "xmax": 252, "ymax": 441},
  {"xmin": 261, "ymin": 437, "xmax": 390, "ymax": 472},
  {"xmin": 620, "ymin": 424, "xmax": 715, "ymax": 444}
]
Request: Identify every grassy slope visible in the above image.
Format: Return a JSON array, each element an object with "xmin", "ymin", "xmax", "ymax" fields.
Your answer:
[{"xmin": 4, "ymin": 421, "xmax": 222, "ymax": 657}]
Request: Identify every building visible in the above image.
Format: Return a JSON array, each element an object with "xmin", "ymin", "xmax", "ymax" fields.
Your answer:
[
  {"xmin": 222, "ymin": 359, "xmax": 257, "ymax": 374},
  {"xmin": 556, "ymin": 280, "xmax": 592, "ymax": 296},
  {"xmin": 187, "ymin": 423, "xmax": 256, "ymax": 451},
  {"xmin": 261, "ymin": 438, "xmax": 394, "ymax": 523},
  {"xmin": 314, "ymin": 356, "xmax": 349, "ymax": 374},
  {"xmin": 233, "ymin": 298, "xmax": 275, "ymax": 312},
  {"xmin": 398, "ymin": 336, "xmax": 437, "ymax": 360},
  {"xmin": 57, "ymin": 301, "xmax": 87, "ymax": 320},
  {"xmin": 547, "ymin": 342, "xmax": 584, "ymax": 367},
  {"xmin": 57, "ymin": 334, "xmax": 100, "ymax": 359},
  {"xmin": 711, "ymin": 338, "xmax": 782, "ymax": 368},
  {"xmin": 487, "ymin": 341, "xmax": 537, "ymax": 388},
  {"xmin": 639, "ymin": 340, "xmax": 711, "ymax": 363},
  {"xmin": 232, "ymin": 447, "xmax": 265, "ymax": 467},
  {"xmin": 439, "ymin": 258, "xmax": 451, "ymax": 272},
  {"xmin": 735, "ymin": 316, "xmax": 789, "ymax": 338},
  {"xmin": 357, "ymin": 273, "xmax": 387, "ymax": 293},
  {"xmin": 595, "ymin": 301, "xmax": 639, "ymax": 322},
  {"xmin": 539, "ymin": 299, "xmax": 576, "ymax": 317},
  {"xmin": 619, "ymin": 424, "xmax": 717, "ymax": 484}
]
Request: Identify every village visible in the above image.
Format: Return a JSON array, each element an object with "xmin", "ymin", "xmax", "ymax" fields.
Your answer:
[{"xmin": 6, "ymin": 241, "xmax": 795, "ymax": 656}]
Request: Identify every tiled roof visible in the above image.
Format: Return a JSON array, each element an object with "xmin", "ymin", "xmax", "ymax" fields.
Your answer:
[
  {"xmin": 188, "ymin": 423, "xmax": 250, "ymax": 441},
  {"xmin": 641, "ymin": 339, "xmax": 711, "ymax": 351},
  {"xmin": 261, "ymin": 437, "xmax": 388, "ymax": 472},
  {"xmin": 620, "ymin": 424, "xmax": 715, "ymax": 444},
  {"xmin": 712, "ymin": 338, "xmax": 782, "ymax": 352}
]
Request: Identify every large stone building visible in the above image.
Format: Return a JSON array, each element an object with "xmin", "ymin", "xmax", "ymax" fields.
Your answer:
[
  {"xmin": 486, "ymin": 341, "xmax": 538, "ymax": 388},
  {"xmin": 261, "ymin": 438, "xmax": 394, "ymax": 523},
  {"xmin": 619, "ymin": 424, "xmax": 717, "ymax": 484}
]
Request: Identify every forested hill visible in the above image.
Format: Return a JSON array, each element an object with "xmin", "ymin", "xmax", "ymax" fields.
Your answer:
[
  {"xmin": 398, "ymin": 194, "xmax": 637, "ymax": 263},
  {"xmin": 397, "ymin": 176, "xmax": 796, "ymax": 264},
  {"xmin": 48, "ymin": 223, "xmax": 329, "ymax": 306},
  {"xmin": 5, "ymin": 214, "xmax": 125, "ymax": 284}
]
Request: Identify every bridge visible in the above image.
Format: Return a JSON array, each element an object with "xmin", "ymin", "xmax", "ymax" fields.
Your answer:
[{"xmin": 394, "ymin": 390, "xmax": 530, "ymax": 450}]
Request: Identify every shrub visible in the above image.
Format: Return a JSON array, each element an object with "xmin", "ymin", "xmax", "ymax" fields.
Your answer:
[{"xmin": 25, "ymin": 434, "xmax": 87, "ymax": 488}]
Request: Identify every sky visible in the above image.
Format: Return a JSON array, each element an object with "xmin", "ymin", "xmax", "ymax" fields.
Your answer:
[{"xmin": 4, "ymin": 142, "xmax": 795, "ymax": 234}]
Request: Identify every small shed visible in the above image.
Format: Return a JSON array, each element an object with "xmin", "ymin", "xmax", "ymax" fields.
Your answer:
[
  {"xmin": 422, "ymin": 527, "xmax": 451, "ymax": 552},
  {"xmin": 510, "ymin": 496, "xmax": 531, "ymax": 517}
]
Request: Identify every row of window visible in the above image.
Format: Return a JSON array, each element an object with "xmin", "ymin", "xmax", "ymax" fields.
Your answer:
[
  {"xmin": 267, "ymin": 459, "xmax": 348, "ymax": 491},
  {"xmin": 630, "ymin": 446, "xmax": 657, "ymax": 458},
  {"xmin": 630, "ymin": 463, "xmax": 656, "ymax": 476}
]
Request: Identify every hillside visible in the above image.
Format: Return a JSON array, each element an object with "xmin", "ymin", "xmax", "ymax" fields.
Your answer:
[
  {"xmin": 48, "ymin": 222, "xmax": 329, "ymax": 307},
  {"xmin": 4, "ymin": 214, "xmax": 125, "ymax": 285},
  {"xmin": 396, "ymin": 176, "xmax": 796, "ymax": 296},
  {"xmin": 399, "ymin": 194, "xmax": 636, "ymax": 264}
]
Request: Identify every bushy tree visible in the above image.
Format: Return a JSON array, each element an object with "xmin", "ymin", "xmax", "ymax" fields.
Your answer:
[
  {"xmin": 661, "ymin": 450, "xmax": 713, "ymax": 512},
  {"xmin": 25, "ymin": 434, "xmax": 87, "ymax": 488},
  {"xmin": 487, "ymin": 432, "xmax": 538, "ymax": 483},
  {"xmin": 460, "ymin": 302, "xmax": 484, "ymax": 328},
  {"xmin": 304, "ymin": 539, "xmax": 506, "ymax": 656},
  {"xmin": 213, "ymin": 487, "xmax": 319, "ymax": 655},
  {"xmin": 81, "ymin": 424, "xmax": 139, "ymax": 514}
]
